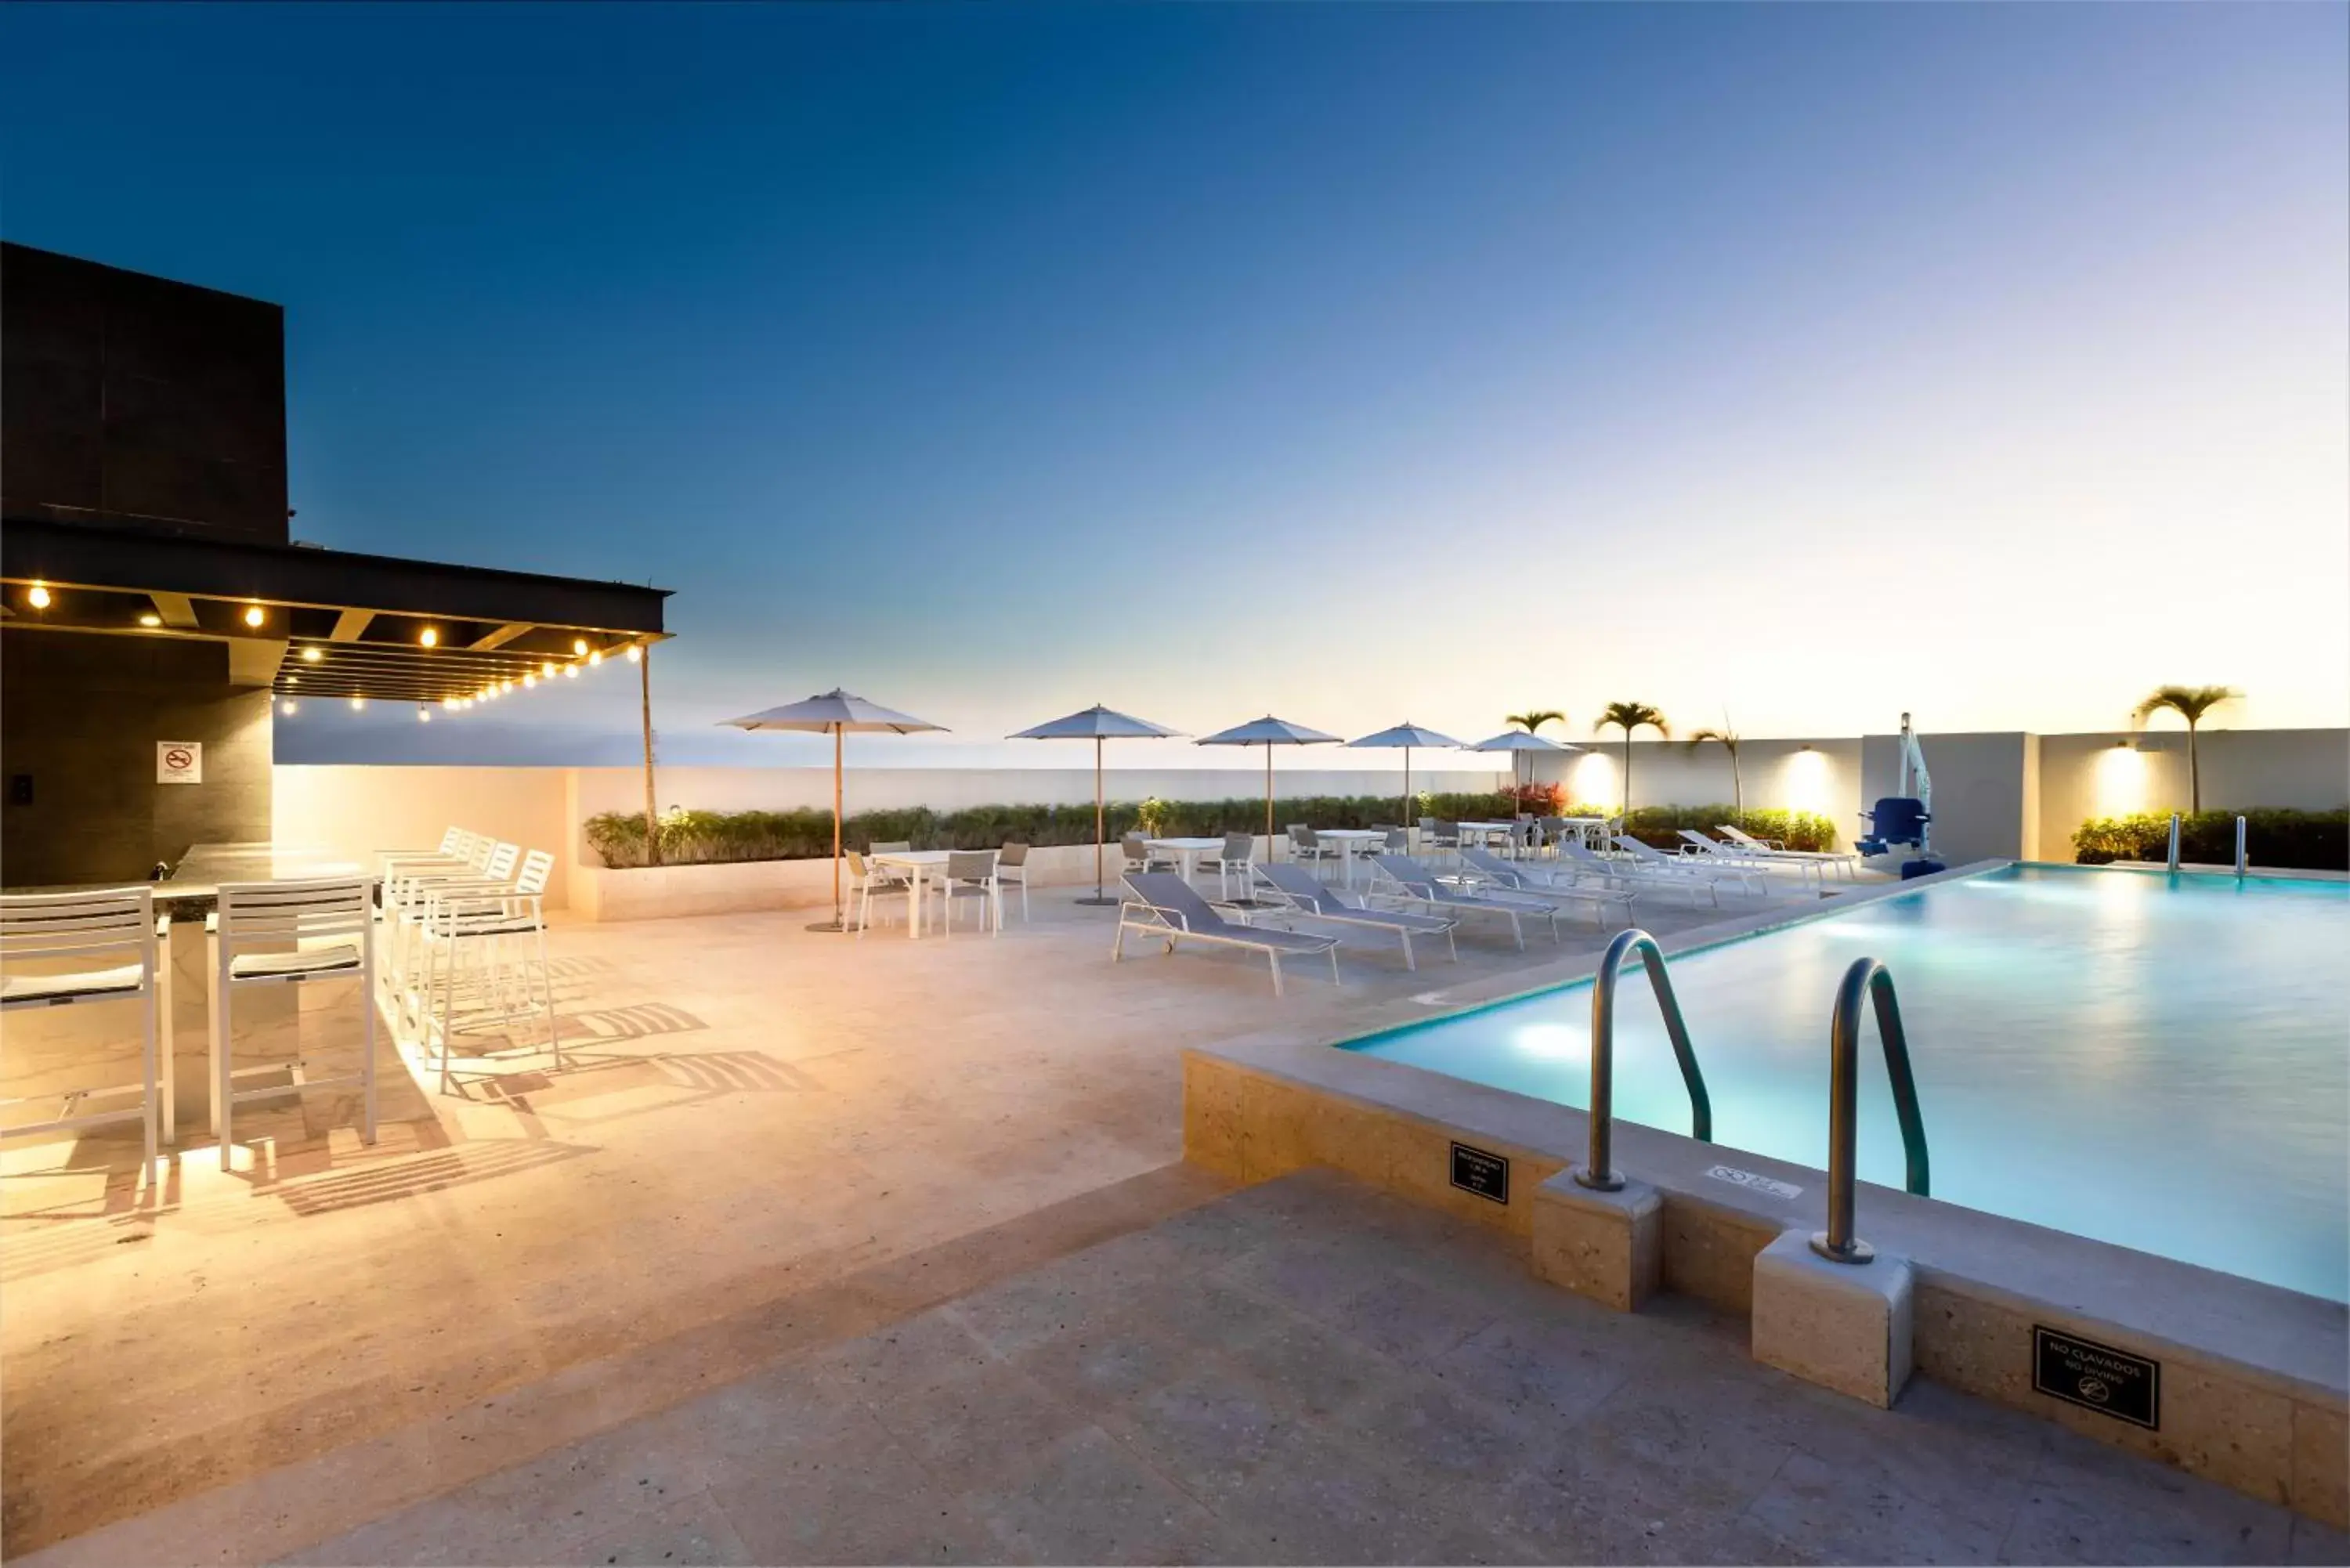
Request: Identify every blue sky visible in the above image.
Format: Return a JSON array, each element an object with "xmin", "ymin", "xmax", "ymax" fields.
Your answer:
[{"xmin": 5, "ymin": 3, "xmax": 2344, "ymax": 766}]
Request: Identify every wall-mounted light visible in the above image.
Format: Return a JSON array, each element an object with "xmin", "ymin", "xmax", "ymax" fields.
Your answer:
[
  {"xmin": 26, "ymin": 582, "xmax": 51, "ymax": 610},
  {"xmin": 243, "ymin": 603, "xmax": 266, "ymax": 628},
  {"xmin": 301, "ymin": 646, "xmax": 323, "ymax": 663},
  {"xmin": 137, "ymin": 612, "xmax": 161, "ymax": 627},
  {"xmin": 419, "ymin": 627, "xmax": 439, "ymax": 648}
]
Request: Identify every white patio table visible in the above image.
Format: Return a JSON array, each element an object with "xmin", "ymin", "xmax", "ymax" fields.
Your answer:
[
  {"xmin": 1309, "ymin": 828, "xmax": 1386, "ymax": 887},
  {"xmin": 868, "ymin": 849, "xmax": 984, "ymax": 941},
  {"xmin": 1144, "ymin": 838, "xmax": 1230, "ymax": 891},
  {"xmin": 1454, "ymin": 821, "xmax": 1519, "ymax": 854},
  {"xmin": 1557, "ymin": 817, "xmax": 1614, "ymax": 851}
]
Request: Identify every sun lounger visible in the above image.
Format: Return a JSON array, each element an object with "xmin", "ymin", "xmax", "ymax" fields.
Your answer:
[
  {"xmin": 1248, "ymin": 864, "xmax": 1459, "ymax": 970},
  {"xmin": 1676, "ymin": 829, "xmax": 1822, "ymax": 890},
  {"xmin": 1556, "ymin": 840, "xmax": 1717, "ymax": 907},
  {"xmin": 1718, "ymin": 825, "xmax": 1859, "ymax": 880},
  {"xmin": 1113, "ymin": 873, "xmax": 1340, "ymax": 996},
  {"xmin": 1613, "ymin": 835, "xmax": 1763, "ymax": 898},
  {"xmin": 1455, "ymin": 847, "xmax": 1637, "ymax": 927},
  {"xmin": 1367, "ymin": 855, "xmax": 1565, "ymax": 949}
]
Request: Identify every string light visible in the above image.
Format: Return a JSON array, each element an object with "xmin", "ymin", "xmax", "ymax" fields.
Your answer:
[
  {"xmin": 350, "ymin": 697, "xmax": 367, "ymax": 711},
  {"xmin": 572, "ymin": 638, "xmax": 588, "ymax": 656},
  {"xmin": 138, "ymin": 612, "xmax": 161, "ymax": 627},
  {"xmin": 588, "ymin": 649, "xmax": 604, "ymax": 666},
  {"xmin": 564, "ymin": 664, "xmax": 579, "ymax": 679},
  {"xmin": 280, "ymin": 699, "xmax": 298, "ymax": 715},
  {"xmin": 301, "ymin": 646, "xmax": 323, "ymax": 663},
  {"xmin": 626, "ymin": 645, "xmax": 642, "ymax": 663},
  {"xmin": 540, "ymin": 661, "xmax": 556, "ymax": 678},
  {"xmin": 244, "ymin": 603, "xmax": 266, "ymax": 627},
  {"xmin": 442, "ymin": 696, "xmax": 457, "ymax": 711},
  {"xmin": 522, "ymin": 673, "xmax": 537, "ymax": 688},
  {"xmin": 419, "ymin": 627, "xmax": 439, "ymax": 648},
  {"xmin": 26, "ymin": 583, "xmax": 51, "ymax": 609},
  {"xmin": 418, "ymin": 706, "xmax": 432, "ymax": 723}
]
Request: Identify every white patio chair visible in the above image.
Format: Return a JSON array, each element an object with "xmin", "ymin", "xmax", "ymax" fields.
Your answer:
[
  {"xmin": 1202, "ymin": 831, "xmax": 1256, "ymax": 901},
  {"xmin": 1121, "ymin": 833, "xmax": 1175, "ymax": 876},
  {"xmin": 850, "ymin": 851, "xmax": 913, "ymax": 937},
  {"xmin": 1, "ymin": 887, "xmax": 170, "ymax": 1171},
  {"xmin": 418, "ymin": 850, "xmax": 560, "ymax": 1093},
  {"xmin": 994, "ymin": 843, "xmax": 1032, "ymax": 921},
  {"xmin": 1286, "ymin": 825, "xmax": 1338, "ymax": 875},
  {"xmin": 208, "ymin": 877, "xmax": 377, "ymax": 1162},
  {"xmin": 934, "ymin": 850, "xmax": 1002, "ymax": 938}
]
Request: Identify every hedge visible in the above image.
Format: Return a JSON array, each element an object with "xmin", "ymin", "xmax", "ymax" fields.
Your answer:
[{"xmin": 2072, "ymin": 808, "xmax": 2348, "ymax": 870}]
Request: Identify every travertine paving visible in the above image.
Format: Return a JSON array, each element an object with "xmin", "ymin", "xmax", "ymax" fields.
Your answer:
[
  {"xmin": 258, "ymin": 1173, "xmax": 2348, "ymax": 1564},
  {"xmin": 2, "ymin": 886, "xmax": 1759, "ymax": 1558}
]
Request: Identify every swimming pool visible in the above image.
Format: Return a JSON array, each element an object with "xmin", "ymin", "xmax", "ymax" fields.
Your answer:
[{"xmin": 1346, "ymin": 864, "xmax": 2350, "ymax": 1302}]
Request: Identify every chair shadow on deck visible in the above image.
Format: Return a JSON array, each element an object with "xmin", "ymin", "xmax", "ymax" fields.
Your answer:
[{"xmin": 266, "ymin": 1139, "xmax": 593, "ymax": 1217}]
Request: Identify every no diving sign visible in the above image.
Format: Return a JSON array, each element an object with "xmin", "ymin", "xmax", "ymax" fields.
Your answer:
[{"xmin": 157, "ymin": 742, "xmax": 202, "ymax": 785}]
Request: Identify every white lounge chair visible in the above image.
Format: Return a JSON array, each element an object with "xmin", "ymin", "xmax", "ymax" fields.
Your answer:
[
  {"xmin": 1113, "ymin": 873, "xmax": 1340, "ymax": 996},
  {"xmin": 1614, "ymin": 835, "xmax": 1763, "ymax": 898},
  {"xmin": 1676, "ymin": 829, "xmax": 1821, "ymax": 890},
  {"xmin": 1556, "ymin": 840, "xmax": 1717, "ymax": 907},
  {"xmin": 1249, "ymin": 863, "xmax": 1459, "ymax": 971},
  {"xmin": 1718, "ymin": 825, "xmax": 1859, "ymax": 880},
  {"xmin": 1455, "ymin": 847, "xmax": 1638, "ymax": 927},
  {"xmin": 1367, "ymin": 854, "xmax": 1563, "ymax": 949}
]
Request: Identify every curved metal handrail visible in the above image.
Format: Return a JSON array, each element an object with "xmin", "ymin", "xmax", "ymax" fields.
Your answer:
[
  {"xmin": 1574, "ymin": 928, "xmax": 1712, "ymax": 1193},
  {"xmin": 1812, "ymin": 956, "xmax": 1931, "ymax": 1264}
]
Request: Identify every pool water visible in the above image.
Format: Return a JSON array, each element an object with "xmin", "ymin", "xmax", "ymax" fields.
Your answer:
[{"xmin": 1347, "ymin": 865, "xmax": 2350, "ymax": 1302}]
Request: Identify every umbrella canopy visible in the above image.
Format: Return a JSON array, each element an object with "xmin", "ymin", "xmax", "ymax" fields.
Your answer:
[
  {"xmin": 725, "ymin": 689, "xmax": 943, "ymax": 735},
  {"xmin": 1197, "ymin": 714, "xmax": 1341, "ymax": 853},
  {"xmin": 1466, "ymin": 729, "xmax": 1581, "ymax": 797},
  {"xmin": 721, "ymin": 690, "xmax": 947, "ymax": 930},
  {"xmin": 1008, "ymin": 704, "xmax": 1184, "ymax": 905},
  {"xmin": 1008, "ymin": 703, "xmax": 1180, "ymax": 742},
  {"xmin": 1346, "ymin": 722, "xmax": 1465, "ymax": 827}
]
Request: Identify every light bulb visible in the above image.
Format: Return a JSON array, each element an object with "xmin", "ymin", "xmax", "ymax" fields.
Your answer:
[
  {"xmin": 626, "ymin": 645, "xmax": 642, "ymax": 663},
  {"xmin": 26, "ymin": 583, "xmax": 51, "ymax": 609},
  {"xmin": 564, "ymin": 664, "xmax": 579, "ymax": 679},
  {"xmin": 138, "ymin": 612, "xmax": 161, "ymax": 627},
  {"xmin": 418, "ymin": 707, "xmax": 432, "ymax": 723},
  {"xmin": 244, "ymin": 604, "xmax": 265, "ymax": 627},
  {"xmin": 280, "ymin": 699, "xmax": 298, "ymax": 715},
  {"xmin": 588, "ymin": 649, "xmax": 603, "ymax": 666},
  {"xmin": 350, "ymin": 697, "xmax": 367, "ymax": 711},
  {"xmin": 301, "ymin": 646, "xmax": 322, "ymax": 663},
  {"xmin": 419, "ymin": 627, "xmax": 439, "ymax": 648},
  {"xmin": 540, "ymin": 661, "xmax": 556, "ymax": 678},
  {"xmin": 522, "ymin": 673, "xmax": 537, "ymax": 688},
  {"xmin": 572, "ymin": 638, "xmax": 588, "ymax": 656}
]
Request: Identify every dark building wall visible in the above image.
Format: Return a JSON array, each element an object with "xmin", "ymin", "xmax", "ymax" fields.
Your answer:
[
  {"xmin": 1, "ymin": 241, "xmax": 288, "ymax": 543},
  {"xmin": 1, "ymin": 629, "xmax": 273, "ymax": 887}
]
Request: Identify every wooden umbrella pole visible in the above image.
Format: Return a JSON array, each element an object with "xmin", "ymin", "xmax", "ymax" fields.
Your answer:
[
  {"xmin": 1094, "ymin": 735, "xmax": 1105, "ymax": 900},
  {"xmin": 639, "ymin": 643, "xmax": 660, "ymax": 867},
  {"xmin": 1264, "ymin": 746, "xmax": 1274, "ymax": 858},
  {"xmin": 831, "ymin": 725, "xmax": 844, "ymax": 925},
  {"xmin": 1402, "ymin": 746, "xmax": 1411, "ymax": 831}
]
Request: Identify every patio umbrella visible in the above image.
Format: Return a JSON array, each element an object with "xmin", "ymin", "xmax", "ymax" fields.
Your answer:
[
  {"xmin": 1346, "ymin": 722, "xmax": 1465, "ymax": 827},
  {"xmin": 1008, "ymin": 703, "xmax": 1184, "ymax": 906},
  {"xmin": 1195, "ymin": 715, "xmax": 1342, "ymax": 857},
  {"xmin": 1466, "ymin": 729, "xmax": 1581, "ymax": 797},
  {"xmin": 722, "ymin": 689, "xmax": 947, "ymax": 932}
]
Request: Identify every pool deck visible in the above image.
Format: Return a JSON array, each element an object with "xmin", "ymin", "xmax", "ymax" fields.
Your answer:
[
  {"xmin": 32, "ymin": 1171, "xmax": 2350, "ymax": 1566},
  {"xmin": 2, "ymin": 875, "xmax": 1799, "ymax": 1561}
]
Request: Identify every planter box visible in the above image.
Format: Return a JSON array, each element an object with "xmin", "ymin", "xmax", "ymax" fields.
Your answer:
[{"xmin": 567, "ymin": 839, "xmax": 1280, "ymax": 923}]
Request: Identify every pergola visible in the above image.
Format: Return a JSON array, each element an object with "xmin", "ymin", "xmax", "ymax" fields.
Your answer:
[{"xmin": 0, "ymin": 514, "xmax": 670, "ymax": 703}]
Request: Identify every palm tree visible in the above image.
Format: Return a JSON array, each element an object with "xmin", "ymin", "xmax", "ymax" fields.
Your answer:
[
  {"xmin": 1595, "ymin": 702, "xmax": 1668, "ymax": 811},
  {"xmin": 1684, "ymin": 717, "xmax": 1743, "ymax": 816},
  {"xmin": 1502, "ymin": 710, "xmax": 1566, "ymax": 789},
  {"xmin": 2134, "ymin": 685, "xmax": 2240, "ymax": 813}
]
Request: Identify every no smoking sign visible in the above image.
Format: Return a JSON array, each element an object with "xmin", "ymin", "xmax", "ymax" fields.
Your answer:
[{"xmin": 156, "ymin": 742, "xmax": 203, "ymax": 785}]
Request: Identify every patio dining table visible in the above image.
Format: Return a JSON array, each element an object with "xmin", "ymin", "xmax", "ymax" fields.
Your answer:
[
  {"xmin": 867, "ymin": 849, "xmax": 989, "ymax": 940},
  {"xmin": 1453, "ymin": 821, "xmax": 1520, "ymax": 854},
  {"xmin": 1307, "ymin": 828, "xmax": 1386, "ymax": 888}
]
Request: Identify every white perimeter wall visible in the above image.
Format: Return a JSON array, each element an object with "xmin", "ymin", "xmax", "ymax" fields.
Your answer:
[{"xmin": 276, "ymin": 728, "xmax": 2345, "ymax": 910}]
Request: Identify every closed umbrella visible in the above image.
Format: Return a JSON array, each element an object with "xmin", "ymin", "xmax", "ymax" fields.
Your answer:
[
  {"xmin": 1195, "ymin": 715, "xmax": 1342, "ymax": 861},
  {"xmin": 722, "ymin": 690, "xmax": 946, "ymax": 932},
  {"xmin": 1466, "ymin": 729, "xmax": 1581, "ymax": 798},
  {"xmin": 1346, "ymin": 722, "xmax": 1464, "ymax": 828},
  {"xmin": 1008, "ymin": 703, "xmax": 1184, "ymax": 906}
]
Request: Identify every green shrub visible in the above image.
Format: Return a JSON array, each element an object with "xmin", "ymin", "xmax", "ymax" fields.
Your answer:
[
  {"xmin": 2072, "ymin": 808, "xmax": 2348, "ymax": 870},
  {"xmin": 1617, "ymin": 804, "xmax": 1840, "ymax": 853}
]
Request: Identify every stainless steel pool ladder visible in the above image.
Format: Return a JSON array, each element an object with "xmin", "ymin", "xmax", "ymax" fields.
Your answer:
[
  {"xmin": 1574, "ymin": 928, "xmax": 1712, "ymax": 1192},
  {"xmin": 1813, "ymin": 956, "xmax": 1932, "ymax": 1265}
]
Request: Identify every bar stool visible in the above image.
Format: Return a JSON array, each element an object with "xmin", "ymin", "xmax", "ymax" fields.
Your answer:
[
  {"xmin": 208, "ymin": 877, "xmax": 377, "ymax": 1164},
  {"xmin": 420, "ymin": 850, "xmax": 559, "ymax": 1093},
  {"xmin": 0, "ymin": 887, "xmax": 170, "ymax": 1171}
]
